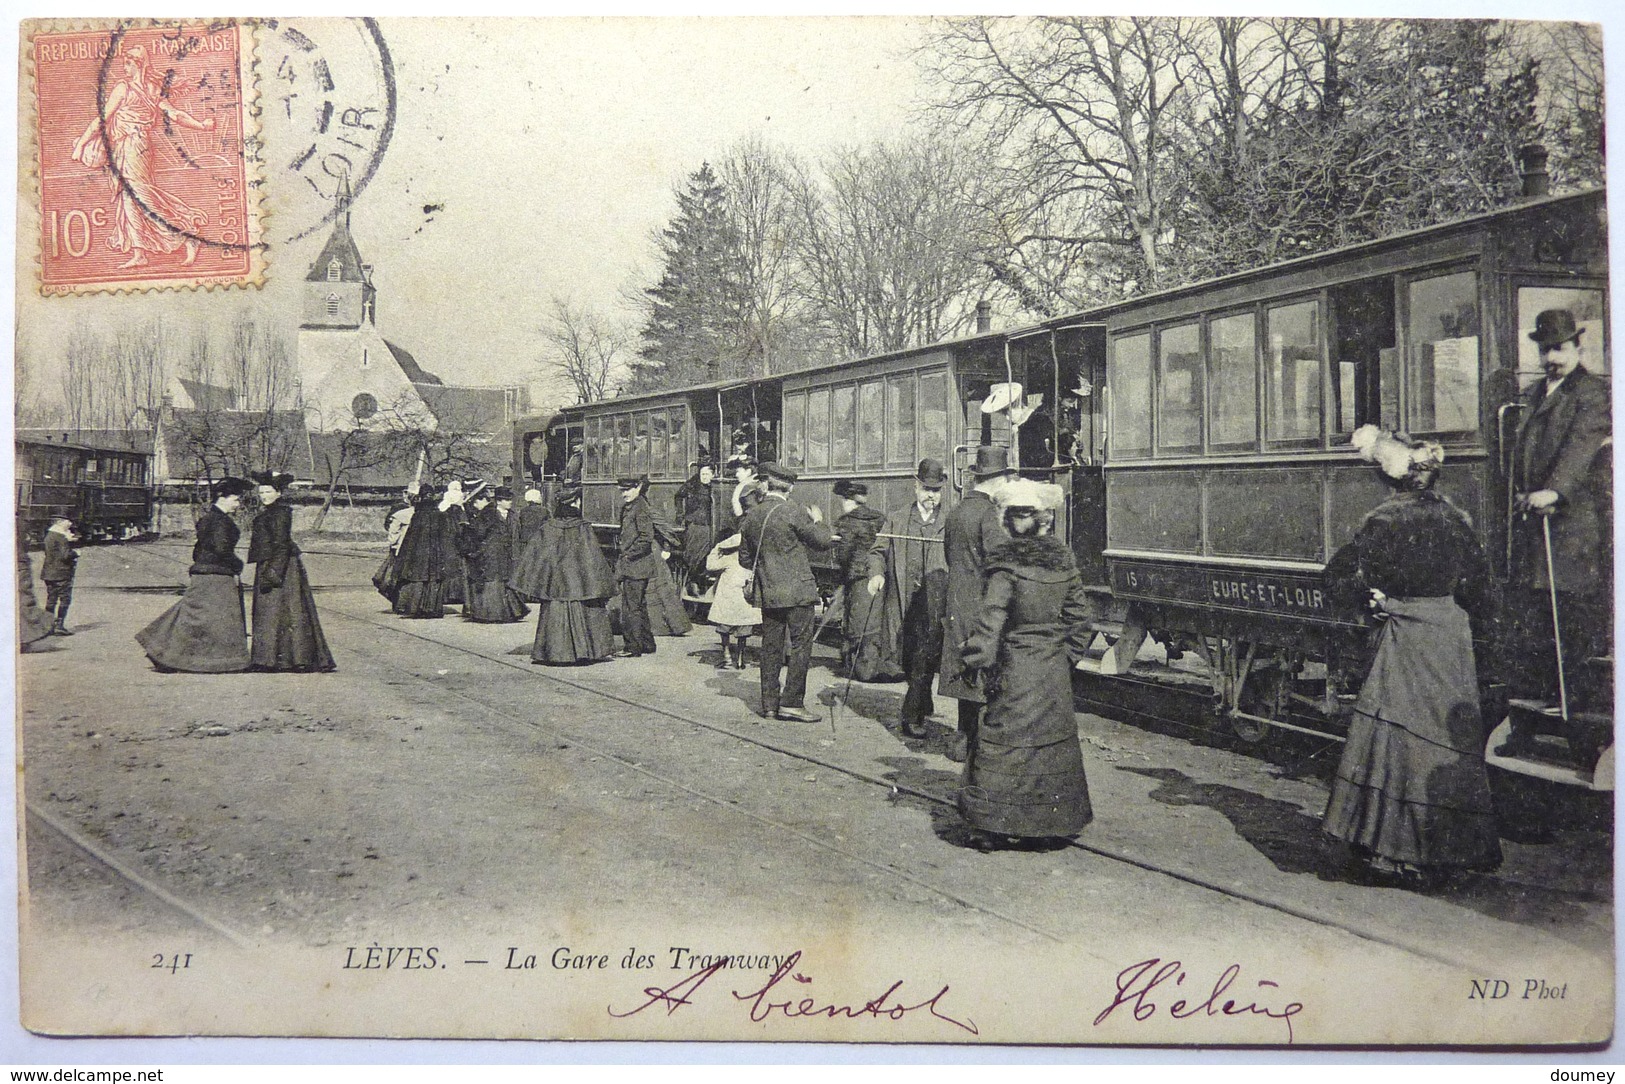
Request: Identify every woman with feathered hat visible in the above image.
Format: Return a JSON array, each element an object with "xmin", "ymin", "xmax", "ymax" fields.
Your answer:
[
  {"xmin": 136, "ymin": 477, "xmax": 253, "ymax": 672},
  {"xmin": 246, "ymin": 471, "xmax": 335, "ymax": 672},
  {"xmin": 1320, "ymin": 426, "xmax": 1499, "ymax": 884},
  {"xmin": 956, "ymin": 479, "xmax": 1094, "ymax": 850}
]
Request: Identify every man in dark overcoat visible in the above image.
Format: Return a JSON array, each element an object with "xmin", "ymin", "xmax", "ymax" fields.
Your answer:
[
  {"xmin": 738, "ymin": 461, "xmax": 834, "ymax": 722},
  {"xmin": 832, "ymin": 479, "xmax": 888, "ymax": 680},
  {"xmin": 1509, "ymin": 308, "xmax": 1613, "ymax": 710},
  {"xmin": 615, "ymin": 476, "xmax": 659, "ymax": 657},
  {"xmin": 939, "ymin": 446, "xmax": 1015, "ymax": 761},
  {"xmin": 866, "ymin": 459, "xmax": 950, "ymax": 737}
]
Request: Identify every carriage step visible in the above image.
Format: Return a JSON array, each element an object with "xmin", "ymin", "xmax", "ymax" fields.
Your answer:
[{"xmin": 1507, "ymin": 698, "xmax": 1565, "ymax": 718}]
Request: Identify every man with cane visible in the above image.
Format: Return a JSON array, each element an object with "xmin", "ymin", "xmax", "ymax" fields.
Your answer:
[
  {"xmin": 867, "ymin": 459, "xmax": 951, "ymax": 739},
  {"xmin": 1501, "ymin": 308, "xmax": 1611, "ymax": 755}
]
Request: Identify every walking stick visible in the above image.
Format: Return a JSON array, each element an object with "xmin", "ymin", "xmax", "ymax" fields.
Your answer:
[
  {"xmin": 833, "ymin": 580, "xmax": 881, "ymax": 729},
  {"xmin": 1541, "ymin": 513, "xmax": 1570, "ymax": 722}
]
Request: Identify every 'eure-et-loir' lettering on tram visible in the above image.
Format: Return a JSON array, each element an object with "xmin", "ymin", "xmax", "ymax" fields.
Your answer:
[{"xmin": 1210, "ymin": 578, "xmax": 1326, "ymax": 612}]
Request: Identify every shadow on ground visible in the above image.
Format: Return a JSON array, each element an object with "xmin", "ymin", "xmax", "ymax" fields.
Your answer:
[{"xmin": 1120, "ymin": 764, "xmax": 1611, "ymax": 950}]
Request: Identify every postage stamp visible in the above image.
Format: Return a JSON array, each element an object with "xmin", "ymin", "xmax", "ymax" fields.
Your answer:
[{"xmin": 28, "ymin": 20, "xmax": 264, "ymax": 295}]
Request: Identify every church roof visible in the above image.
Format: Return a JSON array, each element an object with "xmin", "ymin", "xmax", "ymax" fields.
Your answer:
[
  {"xmin": 385, "ymin": 340, "xmax": 443, "ymax": 385},
  {"xmin": 306, "ymin": 210, "xmax": 369, "ymax": 284},
  {"xmin": 414, "ymin": 384, "xmax": 510, "ymax": 432}
]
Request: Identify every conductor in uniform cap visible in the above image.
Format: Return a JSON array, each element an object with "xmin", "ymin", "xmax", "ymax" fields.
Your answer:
[
  {"xmin": 1508, "ymin": 307, "xmax": 1612, "ymax": 715},
  {"xmin": 738, "ymin": 461, "xmax": 835, "ymax": 722},
  {"xmin": 615, "ymin": 475, "xmax": 659, "ymax": 657}
]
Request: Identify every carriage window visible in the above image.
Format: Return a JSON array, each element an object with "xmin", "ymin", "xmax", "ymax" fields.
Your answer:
[
  {"xmin": 614, "ymin": 415, "xmax": 631, "ymax": 478},
  {"xmin": 831, "ymin": 385, "xmax": 856, "ymax": 470},
  {"xmin": 582, "ymin": 417, "xmax": 601, "ymax": 477},
  {"xmin": 1156, "ymin": 323, "xmax": 1202, "ymax": 452},
  {"xmin": 887, "ymin": 374, "xmax": 916, "ymax": 467},
  {"xmin": 1329, "ymin": 277, "xmax": 1398, "ymax": 436},
  {"xmin": 650, "ymin": 412, "xmax": 669, "ymax": 476},
  {"xmin": 668, "ymin": 409, "xmax": 687, "ymax": 473},
  {"xmin": 1517, "ymin": 286, "xmax": 1608, "ymax": 384},
  {"xmin": 1110, "ymin": 332, "xmax": 1152, "ymax": 457},
  {"xmin": 782, "ymin": 391, "xmax": 806, "ymax": 469},
  {"xmin": 858, "ymin": 380, "xmax": 884, "ymax": 467},
  {"xmin": 1266, "ymin": 300, "xmax": 1321, "ymax": 444},
  {"xmin": 1209, "ymin": 312, "xmax": 1257, "ymax": 447},
  {"xmin": 917, "ymin": 370, "xmax": 949, "ymax": 464},
  {"xmin": 629, "ymin": 413, "xmax": 647, "ymax": 476},
  {"xmin": 1407, "ymin": 271, "xmax": 1479, "ymax": 434},
  {"xmin": 806, "ymin": 387, "xmax": 831, "ymax": 470}
]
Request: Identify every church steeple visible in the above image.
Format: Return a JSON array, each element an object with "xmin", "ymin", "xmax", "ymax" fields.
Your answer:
[{"xmin": 300, "ymin": 176, "xmax": 376, "ymax": 329}]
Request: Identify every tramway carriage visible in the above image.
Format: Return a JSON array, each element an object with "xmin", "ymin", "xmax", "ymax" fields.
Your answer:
[
  {"xmin": 15, "ymin": 431, "xmax": 154, "ymax": 544},
  {"xmin": 1053, "ymin": 187, "xmax": 1610, "ymax": 790}
]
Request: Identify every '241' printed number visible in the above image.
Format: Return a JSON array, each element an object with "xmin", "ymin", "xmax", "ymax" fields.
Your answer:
[{"xmin": 152, "ymin": 952, "xmax": 192, "ymax": 974}]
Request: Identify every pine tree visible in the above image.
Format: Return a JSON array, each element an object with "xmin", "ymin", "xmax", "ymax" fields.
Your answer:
[{"xmin": 634, "ymin": 163, "xmax": 748, "ymax": 392}]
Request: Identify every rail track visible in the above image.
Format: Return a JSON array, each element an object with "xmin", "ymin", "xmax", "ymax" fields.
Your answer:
[{"xmin": 39, "ymin": 540, "xmax": 1593, "ymax": 977}]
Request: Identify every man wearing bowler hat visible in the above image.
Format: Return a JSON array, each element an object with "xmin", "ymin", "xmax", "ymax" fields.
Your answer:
[
  {"xmin": 615, "ymin": 475, "xmax": 659, "ymax": 657},
  {"xmin": 738, "ymin": 462, "xmax": 835, "ymax": 722},
  {"xmin": 867, "ymin": 458, "xmax": 951, "ymax": 738},
  {"xmin": 1506, "ymin": 307, "xmax": 1612, "ymax": 717},
  {"xmin": 939, "ymin": 445, "xmax": 1017, "ymax": 761}
]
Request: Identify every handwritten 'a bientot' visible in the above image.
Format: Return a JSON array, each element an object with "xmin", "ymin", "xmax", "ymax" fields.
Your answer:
[{"xmin": 607, "ymin": 949, "xmax": 978, "ymax": 1035}]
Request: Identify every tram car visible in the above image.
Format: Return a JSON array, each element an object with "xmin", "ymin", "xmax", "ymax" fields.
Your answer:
[
  {"xmin": 1045, "ymin": 185, "xmax": 1611, "ymax": 790},
  {"xmin": 15, "ymin": 431, "xmax": 155, "ymax": 544},
  {"xmin": 519, "ymin": 187, "xmax": 1610, "ymax": 790}
]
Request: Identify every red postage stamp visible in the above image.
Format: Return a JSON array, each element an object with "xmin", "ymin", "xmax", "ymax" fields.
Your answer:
[{"xmin": 29, "ymin": 21, "xmax": 263, "ymax": 295}]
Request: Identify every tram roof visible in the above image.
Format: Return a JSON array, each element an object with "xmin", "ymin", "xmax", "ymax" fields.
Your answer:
[
  {"xmin": 546, "ymin": 328, "xmax": 1011, "ymax": 420},
  {"xmin": 1021, "ymin": 186, "xmax": 1606, "ymax": 334}
]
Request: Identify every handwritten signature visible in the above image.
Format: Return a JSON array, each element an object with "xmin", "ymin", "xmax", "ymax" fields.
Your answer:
[
  {"xmin": 608, "ymin": 949, "xmax": 978, "ymax": 1035},
  {"xmin": 1093, "ymin": 957, "xmax": 1304, "ymax": 1044}
]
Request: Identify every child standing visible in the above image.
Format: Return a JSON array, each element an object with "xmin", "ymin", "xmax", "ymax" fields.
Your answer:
[
  {"xmin": 705, "ymin": 532, "xmax": 762, "ymax": 669},
  {"xmin": 41, "ymin": 515, "xmax": 79, "ymax": 636}
]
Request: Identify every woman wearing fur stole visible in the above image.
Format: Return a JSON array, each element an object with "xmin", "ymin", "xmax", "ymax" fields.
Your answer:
[
  {"xmin": 1321, "ymin": 425, "xmax": 1500, "ymax": 884},
  {"xmin": 957, "ymin": 480, "xmax": 1095, "ymax": 850}
]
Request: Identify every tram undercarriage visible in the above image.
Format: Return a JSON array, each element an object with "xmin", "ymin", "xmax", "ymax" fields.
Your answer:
[{"xmin": 1080, "ymin": 602, "xmax": 1613, "ymax": 793}]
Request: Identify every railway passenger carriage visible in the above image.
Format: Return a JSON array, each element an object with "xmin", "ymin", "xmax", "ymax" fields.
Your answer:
[
  {"xmin": 516, "ymin": 187, "xmax": 1609, "ymax": 787},
  {"xmin": 15, "ymin": 432, "xmax": 154, "ymax": 544},
  {"xmin": 1064, "ymin": 187, "xmax": 1610, "ymax": 776}
]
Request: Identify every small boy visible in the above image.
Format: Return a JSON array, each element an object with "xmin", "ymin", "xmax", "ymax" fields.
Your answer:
[{"xmin": 41, "ymin": 515, "xmax": 79, "ymax": 636}]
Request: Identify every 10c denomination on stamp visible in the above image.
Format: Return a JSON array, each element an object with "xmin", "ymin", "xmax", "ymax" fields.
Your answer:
[{"xmin": 28, "ymin": 20, "xmax": 264, "ymax": 295}]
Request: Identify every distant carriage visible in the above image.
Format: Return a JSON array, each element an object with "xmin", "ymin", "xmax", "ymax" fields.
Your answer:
[{"xmin": 16, "ymin": 432, "xmax": 154, "ymax": 544}]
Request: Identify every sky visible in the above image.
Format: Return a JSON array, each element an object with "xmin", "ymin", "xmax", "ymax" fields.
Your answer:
[
  {"xmin": 8, "ymin": 5, "xmax": 1622, "ymax": 418},
  {"xmin": 12, "ymin": 16, "xmax": 933, "ymax": 414}
]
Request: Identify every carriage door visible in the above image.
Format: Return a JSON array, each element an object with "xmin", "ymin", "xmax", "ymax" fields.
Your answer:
[{"xmin": 1059, "ymin": 324, "xmax": 1108, "ymax": 585}]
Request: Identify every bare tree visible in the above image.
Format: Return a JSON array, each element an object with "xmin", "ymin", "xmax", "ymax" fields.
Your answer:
[
  {"xmin": 923, "ymin": 16, "xmax": 1197, "ymax": 302},
  {"xmin": 792, "ymin": 137, "xmax": 990, "ymax": 356},
  {"xmin": 719, "ymin": 135, "xmax": 810, "ymax": 375},
  {"xmin": 538, "ymin": 295, "xmax": 629, "ymax": 404}
]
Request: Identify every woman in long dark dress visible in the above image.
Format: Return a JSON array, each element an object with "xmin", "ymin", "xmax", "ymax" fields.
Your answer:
[
  {"xmin": 1321, "ymin": 427, "xmax": 1500, "ymax": 883},
  {"xmin": 459, "ymin": 486, "xmax": 530, "ymax": 623},
  {"xmin": 393, "ymin": 485, "xmax": 456, "ymax": 618},
  {"xmin": 247, "ymin": 472, "xmax": 336, "ymax": 672},
  {"xmin": 673, "ymin": 461, "xmax": 715, "ymax": 590},
  {"xmin": 510, "ymin": 488, "xmax": 617, "ymax": 664},
  {"xmin": 957, "ymin": 480, "xmax": 1093, "ymax": 850},
  {"xmin": 18, "ymin": 522, "xmax": 58, "ymax": 651},
  {"xmin": 136, "ymin": 478, "xmax": 252, "ymax": 672}
]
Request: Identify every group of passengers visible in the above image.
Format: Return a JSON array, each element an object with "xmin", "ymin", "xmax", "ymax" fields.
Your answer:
[{"xmin": 57, "ymin": 308, "xmax": 1600, "ymax": 879}]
